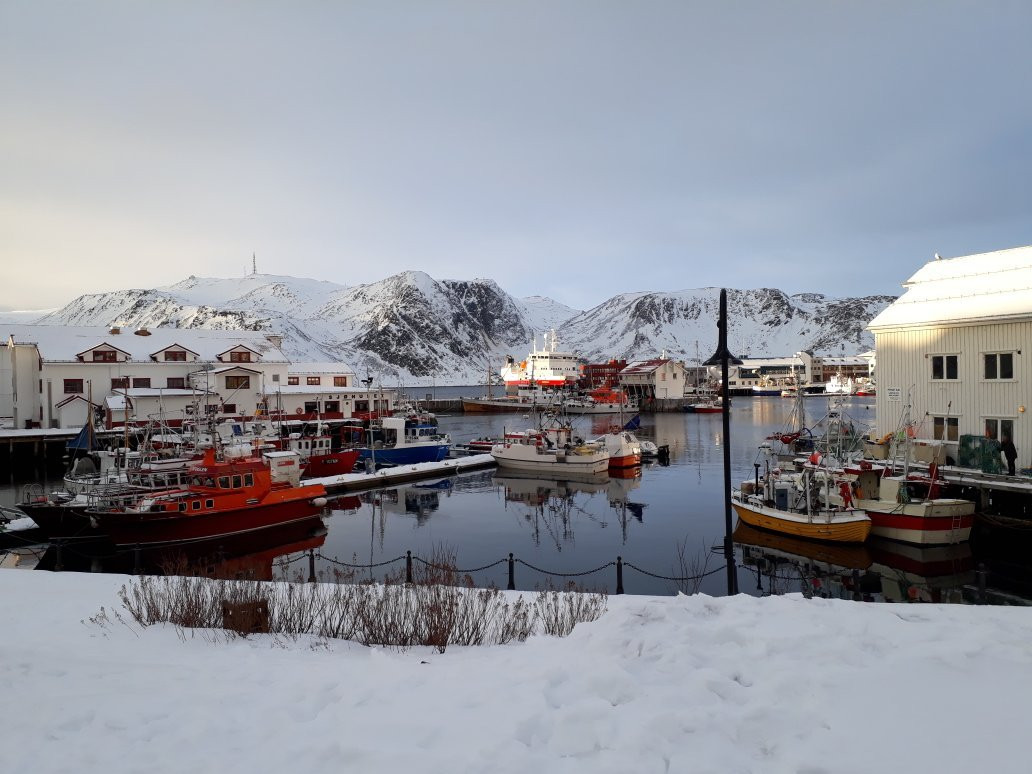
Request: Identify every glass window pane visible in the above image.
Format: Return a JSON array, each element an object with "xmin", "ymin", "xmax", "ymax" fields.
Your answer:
[
  {"xmin": 1002, "ymin": 419, "xmax": 1014, "ymax": 441},
  {"xmin": 933, "ymin": 417, "xmax": 944, "ymax": 440},
  {"xmin": 946, "ymin": 356, "xmax": 958, "ymax": 379},
  {"xmin": 985, "ymin": 354, "xmax": 997, "ymax": 380},
  {"xmin": 985, "ymin": 419, "xmax": 998, "ymax": 440},
  {"xmin": 932, "ymin": 356, "xmax": 943, "ymax": 380},
  {"xmin": 1000, "ymin": 353, "xmax": 1013, "ymax": 379}
]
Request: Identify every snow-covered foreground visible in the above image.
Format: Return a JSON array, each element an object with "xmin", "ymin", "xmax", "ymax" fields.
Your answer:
[{"xmin": 3, "ymin": 571, "xmax": 1030, "ymax": 773}]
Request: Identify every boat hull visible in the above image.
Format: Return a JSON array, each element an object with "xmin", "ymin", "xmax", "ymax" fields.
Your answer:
[
  {"xmin": 731, "ymin": 498, "xmax": 871, "ymax": 543},
  {"xmin": 92, "ymin": 497, "xmax": 326, "ymax": 546},
  {"xmin": 608, "ymin": 453, "xmax": 642, "ymax": 470},
  {"xmin": 861, "ymin": 502, "xmax": 974, "ymax": 545},
  {"xmin": 17, "ymin": 501, "xmax": 94, "ymax": 538},
  {"xmin": 491, "ymin": 442, "xmax": 611, "ymax": 475},
  {"xmin": 492, "ymin": 456, "xmax": 611, "ymax": 474},
  {"xmin": 302, "ymin": 449, "xmax": 360, "ymax": 478},
  {"xmin": 357, "ymin": 444, "xmax": 450, "ymax": 465}
]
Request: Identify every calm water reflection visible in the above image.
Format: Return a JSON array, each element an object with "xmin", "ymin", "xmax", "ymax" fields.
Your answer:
[{"xmin": 3, "ymin": 396, "xmax": 1031, "ymax": 602}]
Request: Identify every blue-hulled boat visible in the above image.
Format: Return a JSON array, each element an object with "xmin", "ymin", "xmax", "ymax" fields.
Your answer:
[{"xmin": 357, "ymin": 414, "xmax": 451, "ymax": 466}]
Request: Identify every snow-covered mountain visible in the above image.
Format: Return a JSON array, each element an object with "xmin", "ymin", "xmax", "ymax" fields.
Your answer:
[
  {"xmin": 33, "ymin": 273, "xmax": 894, "ymax": 383},
  {"xmin": 559, "ymin": 288, "xmax": 895, "ymax": 363},
  {"xmin": 518, "ymin": 296, "xmax": 582, "ymax": 335}
]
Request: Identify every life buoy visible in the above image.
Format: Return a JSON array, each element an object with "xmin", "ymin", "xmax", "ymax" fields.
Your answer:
[{"xmin": 296, "ymin": 407, "xmax": 303, "ymax": 414}]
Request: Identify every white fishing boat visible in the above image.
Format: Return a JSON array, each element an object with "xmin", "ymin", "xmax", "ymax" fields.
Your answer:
[
  {"xmin": 491, "ymin": 411, "xmax": 610, "ymax": 474},
  {"xmin": 823, "ymin": 373, "xmax": 857, "ymax": 395},
  {"xmin": 593, "ymin": 427, "xmax": 643, "ymax": 470}
]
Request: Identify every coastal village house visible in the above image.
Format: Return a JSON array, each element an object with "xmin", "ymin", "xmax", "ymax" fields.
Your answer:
[
  {"xmin": 1, "ymin": 325, "xmax": 387, "ymax": 429},
  {"xmin": 618, "ymin": 357, "xmax": 689, "ymax": 402},
  {"xmin": 868, "ymin": 245, "xmax": 1032, "ymax": 469}
]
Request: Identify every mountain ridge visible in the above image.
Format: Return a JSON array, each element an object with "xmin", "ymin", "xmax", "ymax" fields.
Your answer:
[{"xmin": 23, "ymin": 272, "xmax": 894, "ymax": 384}]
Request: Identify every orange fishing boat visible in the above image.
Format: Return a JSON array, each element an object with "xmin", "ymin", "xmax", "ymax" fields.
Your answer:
[{"xmin": 87, "ymin": 448, "xmax": 328, "ymax": 546}]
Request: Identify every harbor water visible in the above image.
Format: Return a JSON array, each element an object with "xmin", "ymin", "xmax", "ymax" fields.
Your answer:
[{"xmin": 2, "ymin": 394, "xmax": 1030, "ymax": 603}]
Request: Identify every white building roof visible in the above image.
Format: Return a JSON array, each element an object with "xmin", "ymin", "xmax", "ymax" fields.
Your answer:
[
  {"xmin": 868, "ymin": 245, "xmax": 1032, "ymax": 330},
  {"xmin": 5, "ymin": 324, "xmax": 289, "ymax": 362}
]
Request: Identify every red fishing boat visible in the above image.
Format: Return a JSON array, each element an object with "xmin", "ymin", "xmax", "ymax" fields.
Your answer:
[
  {"xmin": 283, "ymin": 424, "xmax": 361, "ymax": 479},
  {"xmin": 87, "ymin": 448, "xmax": 328, "ymax": 546}
]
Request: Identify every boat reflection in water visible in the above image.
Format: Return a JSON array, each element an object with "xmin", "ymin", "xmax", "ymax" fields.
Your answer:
[
  {"xmin": 733, "ymin": 521, "xmax": 975, "ymax": 603},
  {"xmin": 495, "ymin": 470, "xmax": 646, "ymax": 547},
  {"xmin": 34, "ymin": 515, "xmax": 334, "ymax": 580},
  {"xmin": 357, "ymin": 479, "xmax": 455, "ymax": 525}
]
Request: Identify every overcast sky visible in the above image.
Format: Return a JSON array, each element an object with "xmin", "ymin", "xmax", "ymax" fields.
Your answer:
[{"xmin": 3, "ymin": 1, "xmax": 1030, "ymax": 312}]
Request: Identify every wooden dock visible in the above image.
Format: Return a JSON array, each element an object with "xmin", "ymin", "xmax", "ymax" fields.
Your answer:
[{"xmin": 307, "ymin": 454, "xmax": 496, "ymax": 495}]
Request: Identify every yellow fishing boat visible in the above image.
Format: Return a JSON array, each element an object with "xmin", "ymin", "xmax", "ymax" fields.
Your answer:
[{"xmin": 732, "ymin": 465, "xmax": 872, "ymax": 544}]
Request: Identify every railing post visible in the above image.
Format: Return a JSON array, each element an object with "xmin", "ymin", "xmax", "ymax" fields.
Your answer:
[
  {"xmin": 133, "ymin": 544, "xmax": 141, "ymax": 575},
  {"xmin": 851, "ymin": 569, "xmax": 862, "ymax": 601},
  {"xmin": 406, "ymin": 550, "xmax": 413, "ymax": 584},
  {"xmin": 977, "ymin": 563, "xmax": 988, "ymax": 604},
  {"xmin": 507, "ymin": 552, "xmax": 515, "ymax": 591},
  {"xmin": 616, "ymin": 556, "xmax": 624, "ymax": 595},
  {"xmin": 53, "ymin": 539, "xmax": 63, "ymax": 572},
  {"xmin": 308, "ymin": 549, "xmax": 316, "ymax": 583}
]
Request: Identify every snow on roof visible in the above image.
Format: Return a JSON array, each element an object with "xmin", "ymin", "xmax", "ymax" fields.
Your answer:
[
  {"xmin": 739, "ymin": 356, "xmax": 804, "ymax": 367},
  {"xmin": 5, "ymin": 324, "xmax": 289, "ymax": 362},
  {"xmin": 621, "ymin": 359, "xmax": 670, "ymax": 374},
  {"xmin": 869, "ymin": 245, "xmax": 1032, "ymax": 330}
]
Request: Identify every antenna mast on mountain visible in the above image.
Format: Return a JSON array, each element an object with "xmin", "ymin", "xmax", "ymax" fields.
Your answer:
[{"xmin": 252, "ymin": 253, "xmax": 257, "ymax": 275}]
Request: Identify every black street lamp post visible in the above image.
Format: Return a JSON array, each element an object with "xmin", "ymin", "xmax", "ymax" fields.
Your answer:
[{"xmin": 703, "ymin": 289, "xmax": 743, "ymax": 596}]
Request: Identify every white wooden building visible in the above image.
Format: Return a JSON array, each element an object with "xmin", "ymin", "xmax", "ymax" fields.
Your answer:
[
  {"xmin": 1, "ymin": 325, "xmax": 389, "ymax": 429},
  {"xmin": 618, "ymin": 358, "xmax": 689, "ymax": 401},
  {"xmin": 868, "ymin": 245, "xmax": 1032, "ymax": 469}
]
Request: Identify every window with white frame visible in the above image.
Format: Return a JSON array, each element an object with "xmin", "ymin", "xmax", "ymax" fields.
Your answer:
[
  {"xmin": 931, "ymin": 354, "xmax": 958, "ymax": 380},
  {"xmin": 984, "ymin": 417, "xmax": 1014, "ymax": 442},
  {"xmin": 932, "ymin": 416, "xmax": 959, "ymax": 442},
  {"xmin": 984, "ymin": 352, "xmax": 1015, "ymax": 380}
]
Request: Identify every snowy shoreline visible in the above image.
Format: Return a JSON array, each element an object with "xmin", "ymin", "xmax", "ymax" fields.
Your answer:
[{"xmin": 3, "ymin": 570, "xmax": 1031, "ymax": 773}]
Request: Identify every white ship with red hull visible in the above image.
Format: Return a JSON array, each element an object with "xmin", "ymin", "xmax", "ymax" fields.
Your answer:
[{"xmin": 500, "ymin": 330, "xmax": 582, "ymax": 389}]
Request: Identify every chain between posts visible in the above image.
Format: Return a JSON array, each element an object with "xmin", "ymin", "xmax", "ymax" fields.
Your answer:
[{"xmin": 622, "ymin": 561, "xmax": 728, "ymax": 582}]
